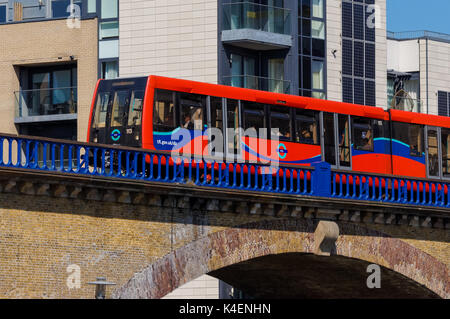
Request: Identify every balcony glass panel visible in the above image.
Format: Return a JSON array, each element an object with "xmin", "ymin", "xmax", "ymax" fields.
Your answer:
[
  {"xmin": 223, "ymin": 2, "xmax": 291, "ymax": 35},
  {"xmin": 223, "ymin": 75, "xmax": 290, "ymax": 94},
  {"xmin": 15, "ymin": 87, "xmax": 77, "ymax": 118}
]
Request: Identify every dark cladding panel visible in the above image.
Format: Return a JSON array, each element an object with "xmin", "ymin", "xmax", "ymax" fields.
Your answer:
[
  {"xmin": 342, "ymin": 2, "xmax": 353, "ymax": 38},
  {"xmin": 343, "ymin": 76, "xmax": 353, "ymax": 103},
  {"xmin": 438, "ymin": 91, "xmax": 449, "ymax": 116}
]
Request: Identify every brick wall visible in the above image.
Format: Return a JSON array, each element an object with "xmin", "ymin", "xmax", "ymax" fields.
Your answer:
[{"xmin": 0, "ymin": 189, "xmax": 448, "ymax": 299}]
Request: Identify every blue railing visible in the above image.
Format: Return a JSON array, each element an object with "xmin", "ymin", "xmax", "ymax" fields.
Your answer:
[{"xmin": 0, "ymin": 133, "xmax": 449, "ymax": 209}]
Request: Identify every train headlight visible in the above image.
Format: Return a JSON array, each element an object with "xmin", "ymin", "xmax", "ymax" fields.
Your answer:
[{"xmin": 94, "ymin": 137, "xmax": 98, "ymax": 143}]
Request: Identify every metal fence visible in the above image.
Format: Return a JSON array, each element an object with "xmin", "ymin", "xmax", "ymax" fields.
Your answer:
[{"xmin": 1, "ymin": 133, "xmax": 450, "ymax": 209}]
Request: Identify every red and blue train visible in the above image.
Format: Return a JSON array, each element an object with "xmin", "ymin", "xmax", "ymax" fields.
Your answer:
[{"xmin": 87, "ymin": 75, "xmax": 450, "ymax": 180}]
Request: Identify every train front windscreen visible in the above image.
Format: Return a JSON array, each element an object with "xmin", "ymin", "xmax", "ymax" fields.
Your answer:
[{"xmin": 89, "ymin": 77, "xmax": 148, "ymax": 147}]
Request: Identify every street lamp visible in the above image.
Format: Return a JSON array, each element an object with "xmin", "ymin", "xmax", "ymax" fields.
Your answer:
[{"xmin": 88, "ymin": 277, "xmax": 116, "ymax": 299}]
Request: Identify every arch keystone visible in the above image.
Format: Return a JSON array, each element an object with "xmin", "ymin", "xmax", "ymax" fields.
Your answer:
[{"xmin": 314, "ymin": 221, "xmax": 339, "ymax": 256}]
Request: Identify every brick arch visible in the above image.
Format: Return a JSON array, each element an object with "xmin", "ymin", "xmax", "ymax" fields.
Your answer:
[{"xmin": 112, "ymin": 218, "xmax": 448, "ymax": 299}]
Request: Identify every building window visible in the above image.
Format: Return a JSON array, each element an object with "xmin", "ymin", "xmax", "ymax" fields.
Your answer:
[
  {"xmin": 98, "ymin": 0, "xmax": 119, "ymax": 79},
  {"xmin": 100, "ymin": 21, "xmax": 119, "ymax": 39},
  {"xmin": 312, "ymin": 60, "xmax": 324, "ymax": 91},
  {"xmin": 230, "ymin": 53, "xmax": 257, "ymax": 90},
  {"xmin": 342, "ymin": 0, "xmax": 376, "ymax": 106},
  {"xmin": 0, "ymin": 5, "xmax": 6, "ymax": 23},
  {"xmin": 312, "ymin": 0, "xmax": 323, "ymax": 19},
  {"xmin": 99, "ymin": 40, "xmax": 119, "ymax": 59},
  {"xmin": 298, "ymin": 0, "xmax": 326, "ymax": 99},
  {"xmin": 438, "ymin": 91, "xmax": 450, "ymax": 117},
  {"xmin": 52, "ymin": 0, "xmax": 82, "ymax": 18},
  {"xmin": 87, "ymin": 0, "xmax": 96, "ymax": 13},
  {"xmin": 101, "ymin": 0, "xmax": 118, "ymax": 19},
  {"xmin": 101, "ymin": 61, "xmax": 119, "ymax": 79},
  {"xmin": 16, "ymin": 65, "xmax": 77, "ymax": 120}
]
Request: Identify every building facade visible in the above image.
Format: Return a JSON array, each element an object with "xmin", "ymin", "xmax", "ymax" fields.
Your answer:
[
  {"xmin": 387, "ymin": 31, "xmax": 450, "ymax": 116},
  {"xmin": 119, "ymin": 0, "xmax": 387, "ymax": 108}
]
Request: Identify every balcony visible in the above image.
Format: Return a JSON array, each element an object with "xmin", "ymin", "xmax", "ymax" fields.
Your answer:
[
  {"xmin": 15, "ymin": 87, "xmax": 78, "ymax": 123},
  {"xmin": 388, "ymin": 94, "xmax": 422, "ymax": 113},
  {"xmin": 222, "ymin": 2, "xmax": 292, "ymax": 50},
  {"xmin": 222, "ymin": 75, "xmax": 291, "ymax": 94}
]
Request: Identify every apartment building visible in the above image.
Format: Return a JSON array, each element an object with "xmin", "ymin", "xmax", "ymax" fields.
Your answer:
[
  {"xmin": 0, "ymin": 0, "xmax": 119, "ymax": 140},
  {"xmin": 387, "ymin": 31, "xmax": 450, "ymax": 116}
]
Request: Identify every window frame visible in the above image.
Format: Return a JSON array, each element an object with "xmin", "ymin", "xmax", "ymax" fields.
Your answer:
[
  {"xmin": 352, "ymin": 117, "xmax": 374, "ymax": 152},
  {"xmin": 0, "ymin": 4, "xmax": 6, "ymax": 24},
  {"xmin": 269, "ymin": 105, "xmax": 292, "ymax": 142},
  {"xmin": 152, "ymin": 89, "xmax": 177, "ymax": 133},
  {"xmin": 242, "ymin": 101, "xmax": 267, "ymax": 139},
  {"xmin": 294, "ymin": 108, "xmax": 320, "ymax": 145}
]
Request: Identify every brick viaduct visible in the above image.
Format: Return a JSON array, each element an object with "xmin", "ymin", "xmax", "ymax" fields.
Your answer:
[{"xmin": 0, "ymin": 167, "xmax": 448, "ymax": 298}]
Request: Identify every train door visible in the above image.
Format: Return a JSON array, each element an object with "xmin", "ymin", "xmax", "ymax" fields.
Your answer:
[
  {"xmin": 106, "ymin": 89, "xmax": 131, "ymax": 145},
  {"xmin": 124, "ymin": 89, "xmax": 144, "ymax": 147},
  {"xmin": 322, "ymin": 112, "xmax": 351, "ymax": 169},
  {"xmin": 207, "ymin": 96, "xmax": 225, "ymax": 159},
  {"xmin": 425, "ymin": 126, "xmax": 441, "ymax": 179},
  {"xmin": 223, "ymin": 99, "xmax": 241, "ymax": 161}
]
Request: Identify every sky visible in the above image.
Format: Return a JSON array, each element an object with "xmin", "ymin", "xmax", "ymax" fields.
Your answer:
[{"xmin": 387, "ymin": 0, "xmax": 450, "ymax": 34}]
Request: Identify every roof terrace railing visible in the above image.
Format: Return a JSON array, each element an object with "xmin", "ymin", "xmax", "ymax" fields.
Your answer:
[{"xmin": 387, "ymin": 30, "xmax": 450, "ymax": 43}]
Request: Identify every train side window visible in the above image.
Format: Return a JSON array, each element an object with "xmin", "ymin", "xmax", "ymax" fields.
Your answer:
[
  {"xmin": 153, "ymin": 89, "xmax": 176, "ymax": 132},
  {"xmin": 353, "ymin": 118, "xmax": 373, "ymax": 151},
  {"xmin": 392, "ymin": 122, "xmax": 424, "ymax": 157},
  {"xmin": 295, "ymin": 109, "xmax": 319, "ymax": 145},
  {"xmin": 441, "ymin": 129, "xmax": 450, "ymax": 177},
  {"xmin": 210, "ymin": 97, "xmax": 223, "ymax": 130},
  {"xmin": 409, "ymin": 124, "xmax": 424, "ymax": 157},
  {"xmin": 179, "ymin": 92, "xmax": 206, "ymax": 131},
  {"xmin": 242, "ymin": 101, "xmax": 267, "ymax": 138},
  {"xmin": 226, "ymin": 99, "xmax": 240, "ymax": 154},
  {"xmin": 338, "ymin": 115, "xmax": 351, "ymax": 167},
  {"xmin": 127, "ymin": 90, "xmax": 144, "ymax": 126},
  {"xmin": 270, "ymin": 105, "xmax": 292, "ymax": 141},
  {"xmin": 94, "ymin": 92, "xmax": 110, "ymax": 128},
  {"xmin": 428, "ymin": 129, "xmax": 439, "ymax": 177}
]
